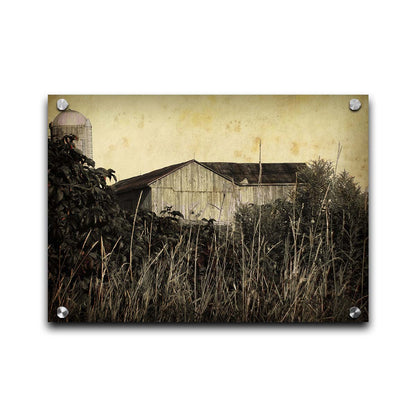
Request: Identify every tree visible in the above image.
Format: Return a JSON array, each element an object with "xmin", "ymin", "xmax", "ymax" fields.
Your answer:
[{"xmin": 48, "ymin": 134, "xmax": 126, "ymax": 277}]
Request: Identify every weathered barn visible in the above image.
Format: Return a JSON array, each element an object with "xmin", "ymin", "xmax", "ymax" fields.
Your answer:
[{"xmin": 112, "ymin": 160, "xmax": 305, "ymax": 223}]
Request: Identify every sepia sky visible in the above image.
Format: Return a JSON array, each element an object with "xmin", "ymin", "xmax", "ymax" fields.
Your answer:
[{"xmin": 48, "ymin": 95, "xmax": 368, "ymax": 188}]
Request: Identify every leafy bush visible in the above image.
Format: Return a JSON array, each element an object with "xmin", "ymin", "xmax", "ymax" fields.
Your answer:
[{"xmin": 48, "ymin": 134, "xmax": 126, "ymax": 267}]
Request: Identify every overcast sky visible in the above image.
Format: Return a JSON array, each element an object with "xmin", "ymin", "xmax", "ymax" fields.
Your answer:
[{"xmin": 48, "ymin": 95, "xmax": 368, "ymax": 188}]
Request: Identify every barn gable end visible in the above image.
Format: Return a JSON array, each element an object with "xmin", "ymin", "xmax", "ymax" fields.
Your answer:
[{"xmin": 151, "ymin": 160, "xmax": 237, "ymax": 222}]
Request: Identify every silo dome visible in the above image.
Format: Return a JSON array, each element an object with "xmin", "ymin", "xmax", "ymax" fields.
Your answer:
[
  {"xmin": 52, "ymin": 109, "xmax": 88, "ymax": 126},
  {"xmin": 50, "ymin": 108, "xmax": 93, "ymax": 160}
]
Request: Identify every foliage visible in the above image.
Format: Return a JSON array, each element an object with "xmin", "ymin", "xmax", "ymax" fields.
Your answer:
[
  {"xmin": 160, "ymin": 205, "xmax": 185, "ymax": 219},
  {"xmin": 48, "ymin": 143, "xmax": 368, "ymax": 323},
  {"xmin": 235, "ymin": 158, "xmax": 368, "ymax": 303},
  {"xmin": 48, "ymin": 134, "xmax": 131, "ymax": 318},
  {"xmin": 48, "ymin": 135, "xmax": 125, "ymax": 260}
]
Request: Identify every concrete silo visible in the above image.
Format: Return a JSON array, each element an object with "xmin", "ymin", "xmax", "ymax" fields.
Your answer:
[{"xmin": 50, "ymin": 108, "xmax": 93, "ymax": 159}]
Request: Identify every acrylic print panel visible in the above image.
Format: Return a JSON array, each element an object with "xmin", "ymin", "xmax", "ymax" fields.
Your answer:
[{"xmin": 48, "ymin": 95, "xmax": 369, "ymax": 323}]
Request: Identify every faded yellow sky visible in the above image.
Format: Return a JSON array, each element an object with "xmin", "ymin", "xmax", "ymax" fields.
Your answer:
[{"xmin": 48, "ymin": 95, "xmax": 368, "ymax": 188}]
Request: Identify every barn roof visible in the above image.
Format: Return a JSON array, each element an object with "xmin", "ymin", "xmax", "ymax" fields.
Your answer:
[
  {"xmin": 112, "ymin": 160, "xmax": 191, "ymax": 193},
  {"xmin": 112, "ymin": 160, "xmax": 306, "ymax": 193},
  {"xmin": 200, "ymin": 162, "xmax": 305, "ymax": 184}
]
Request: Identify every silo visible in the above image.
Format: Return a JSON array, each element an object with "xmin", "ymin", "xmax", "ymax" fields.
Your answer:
[{"xmin": 50, "ymin": 108, "xmax": 93, "ymax": 159}]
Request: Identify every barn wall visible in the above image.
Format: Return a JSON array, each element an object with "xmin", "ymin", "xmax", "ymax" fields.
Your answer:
[
  {"xmin": 238, "ymin": 184, "xmax": 294, "ymax": 205},
  {"xmin": 151, "ymin": 162, "xmax": 238, "ymax": 222},
  {"xmin": 150, "ymin": 162, "xmax": 296, "ymax": 222}
]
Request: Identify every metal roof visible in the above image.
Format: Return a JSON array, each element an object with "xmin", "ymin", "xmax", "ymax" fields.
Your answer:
[
  {"xmin": 112, "ymin": 160, "xmax": 305, "ymax": 193},
  {"xmin": 200, "ymin": 162, "xmax": 305, "ymax": 184}
]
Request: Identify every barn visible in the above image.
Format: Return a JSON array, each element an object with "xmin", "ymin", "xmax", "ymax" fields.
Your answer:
[{"xmin": 112, "ymin": 160, "xmax": 305, "ymax": 223}]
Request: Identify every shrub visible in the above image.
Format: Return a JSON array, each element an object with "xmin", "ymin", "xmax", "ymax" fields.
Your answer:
[
  {"xmin": 48, "ymin": 134, "xmax": 127, "ymax": 267},
  {"xmin": 235, "ymin": 158, "xmax": 368, "ymax": 306}
]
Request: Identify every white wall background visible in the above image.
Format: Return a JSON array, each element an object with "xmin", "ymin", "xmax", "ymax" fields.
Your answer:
[{"xmin": 1, "ymin": 1, "xmax": 415, "ymax": 415}]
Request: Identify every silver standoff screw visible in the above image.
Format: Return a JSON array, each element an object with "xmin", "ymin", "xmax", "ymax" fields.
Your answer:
[
  {"xmin": 57, "ymin": 98, "xmax": 69, "ymax": 111},
  {"xmin": 349, "ymin": 98, "xmax": 362, "ymax": 111},
  {"xmin": 57, "ymin": 306, "xmax": 69, "ymax": 319},
  {"xmin": 349, "ymin": 306, "xmax": 361, "ymax": 319}
]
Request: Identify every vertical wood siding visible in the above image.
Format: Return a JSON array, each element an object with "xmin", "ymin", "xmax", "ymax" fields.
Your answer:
[
  {"xmin": 238, "ymin": 184, "xmax": 293, "ymax": 205},
  {"xmin": 150, "ymin": 161, "xmax": 294, "ymax": 223},
  {"xmin": 151, "ymin": 162, "xmax": 237, "ymax": 222}
]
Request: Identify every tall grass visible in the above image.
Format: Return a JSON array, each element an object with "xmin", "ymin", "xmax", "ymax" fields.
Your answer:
[{"xmin": 48, "ymin": 197, "xmax": 368, "ymax": 323}]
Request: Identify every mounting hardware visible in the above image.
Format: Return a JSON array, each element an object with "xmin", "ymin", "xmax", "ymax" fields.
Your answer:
[
  {"xmin": 57, "ymin": 306, "xmax": 69, "ymax": 319},
  {"xmin": 57, "ymin": 98, "xmax": 69, "ymax": 111},
  {"xmin": 349, "ymin": 98, "xmax": 361, "ymax": 111},
  {"xmin": 349, "ymin": 306, "xmax": 361, "ymax": 319}
]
